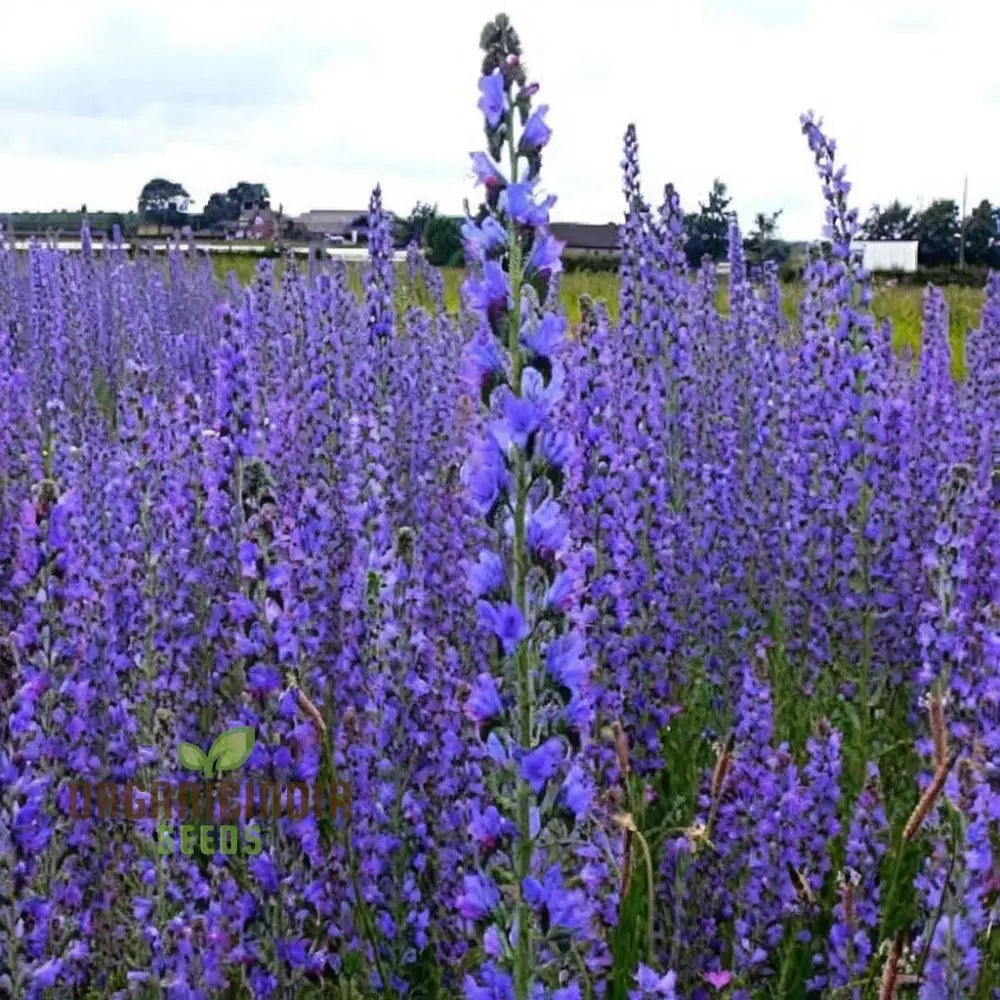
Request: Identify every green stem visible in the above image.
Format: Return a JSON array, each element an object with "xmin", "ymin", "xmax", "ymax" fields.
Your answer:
[
  {"xmin": 505, "ymin": 92, "xmax": 533, "ymax": 1000},
  {"xmin": 632, "ymin": 826, "xmax": 656, "ymax": 964}
]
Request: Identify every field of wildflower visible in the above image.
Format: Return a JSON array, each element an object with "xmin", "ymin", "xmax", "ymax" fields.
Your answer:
[{"xmin": 2, "ymin": 13, "xmax": 999, "ymax": 1000}]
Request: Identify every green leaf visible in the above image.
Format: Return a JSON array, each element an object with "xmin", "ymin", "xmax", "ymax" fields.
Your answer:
[
  {"xmin": 207, "ymin": 726, "xmax": 255, "ymax": 774},
  {"xmin": 178, "ymin": 742, "xmax": 207, "ymax": 771}
]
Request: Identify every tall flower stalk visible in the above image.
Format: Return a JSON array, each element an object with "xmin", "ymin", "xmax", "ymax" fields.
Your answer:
[{"xmin": 460, "ymin": 15, "xmax": 599, "ymax": 999}]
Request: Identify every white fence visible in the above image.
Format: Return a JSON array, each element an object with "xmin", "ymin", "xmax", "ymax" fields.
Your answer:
[{"xmin": 3, "ymin": 239, "xmax": 410, "ymax": 262}]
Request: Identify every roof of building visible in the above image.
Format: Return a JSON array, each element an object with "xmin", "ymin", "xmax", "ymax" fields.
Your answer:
[
  {"xmin": 296, "ymin": 209, "xmax": 370, "ymax": 235},
  {"xmin": 550, "ymin": 222, "xmax": 620, "ymax": 251}
]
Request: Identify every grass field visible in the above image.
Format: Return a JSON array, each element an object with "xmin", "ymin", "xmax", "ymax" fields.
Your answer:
[{"xmin": 208, "ymin": 253, "xmax": 982, "ymax": 377}]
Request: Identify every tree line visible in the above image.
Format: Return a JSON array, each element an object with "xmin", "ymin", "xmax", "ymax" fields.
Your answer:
[
  {"xmin": 860, "ymin": 198, "xmax": 1000, "ymax": 268},
  {"xmin": 7, "ymin": 177, "xmax": 998, "ymax": 275}
]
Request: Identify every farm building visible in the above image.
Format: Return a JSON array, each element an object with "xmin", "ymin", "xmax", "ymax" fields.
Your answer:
[
  {"xmin": 849, "ymin": 240, "xmax": 919, "ymax": 272},
  {"xmin": 549, "ymin": 222, "xmax": 620, "ymax": 256},
  {"xmin": 296, "ymin": 209, "xmax": 371, "ymax": 244}
]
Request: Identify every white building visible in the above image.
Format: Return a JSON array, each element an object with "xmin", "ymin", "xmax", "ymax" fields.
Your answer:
[{"xmin": 849, "ymin": 240, "xmax": 919, "ymax": 273}]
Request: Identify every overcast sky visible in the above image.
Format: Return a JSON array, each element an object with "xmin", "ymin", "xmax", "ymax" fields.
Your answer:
[{"xmin": 0, "ymin": 0, "xmax": 996, "ymax": 239}]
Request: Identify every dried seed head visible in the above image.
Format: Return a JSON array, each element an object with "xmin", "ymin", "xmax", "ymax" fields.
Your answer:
[
  {"xmin": 878, "ymin": 931, "xmax": 906, "ymax": 1000},
  {"xmin": 903, "ymin": 748, "xmax": 959, "ymax": 841},
  {"xmin": 928, "ymin": 683, "xmax": 947, "ymax": 771},
  {"xmin": 612, "ymin": 812, "xmax": 637, "ymax": 833},
  {"xmin": 787, "ymin": 862, "xmax": 815, "ymax": 906},
  {"xmin": 839, "ymin": 878, "xmax": 856, "ymax": 928},
  {"xmin": 710, "ymin": 732, "xmax": 735, "ymax": 801},
  {"xmin": 295, "ymin": 687, "xmax": 327, "ymax": 736},
  {"xmin": 612, "ymin": 719, "xmax": 631, "ymax": 779}
]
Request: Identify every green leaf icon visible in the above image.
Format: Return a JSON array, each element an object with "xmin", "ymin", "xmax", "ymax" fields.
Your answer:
[
  {"xmin": 178, "ymin": 742, "xmax": 207, "ymax": 772},
  {"xmin": 206, "ymin": 726, "xmax": 255, "ymax": 777}
]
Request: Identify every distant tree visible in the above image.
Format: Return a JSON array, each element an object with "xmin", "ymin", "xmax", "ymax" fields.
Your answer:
[
  {"xmin": 424, "ymin": 215, "xmax": 464, "ymax": 266},
  {"xmin": 914, "ymin": 199, "xmax": 960, "ymax": 267},
  {"xmin": 398, "ymin": 201, "xmax": 438, "ymax": 246},
  {"xmin": 744, "ymin": 210, "xmax": 786, "ymax": 268},
  {"xmin": 228, "ymin": 182, "xmax": 269, "ymax": 211},
  {"xmin": 138, "ymin": 178, "xmax": 191, "ymax": 231},
  {"xmin": 684, "ymin": 178, "xmax": 734, "ymax": 265},
  {"xmin": 860, "ymin": 200, "xmax": 917, "ymax": 241},
  {"xmin": 962, "ymin": 199, "xmax": 1000, "ymax": 268},
  {"xmin": 200, "ymin": 183, "xmax": 270, "ymax": 230},
  {"xmin": 201, "ymin": 192, "xmax": 234, "ymax": 228}
]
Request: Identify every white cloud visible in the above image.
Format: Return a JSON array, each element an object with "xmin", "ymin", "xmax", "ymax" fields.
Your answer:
[{"xmin": 0, "ymin": 0, "xmax": 996, "ymax": 238}]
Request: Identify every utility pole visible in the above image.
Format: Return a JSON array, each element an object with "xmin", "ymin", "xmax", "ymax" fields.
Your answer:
[{"xmin": 959, "ymin": 174, "xmax": 968, "ymax": 269}]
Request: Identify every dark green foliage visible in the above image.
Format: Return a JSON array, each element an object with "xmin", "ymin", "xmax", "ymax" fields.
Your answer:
[
  {"xmin": 915, "ymin": 199, "xmax": 960, "ymax": 267},
  {"xmin": 744, "ymin": 210, "xmax": 789, "ymax": 268},
  {"xmin": 684, "ymin": 178, "xmax": 734, "ymax": 265},
  {"xmin": 137, "ymin": 178, "xmax": 191, "ymax": 230},
  {"xmin": 397, "ymin": 202, "xmax": 439, "ymax": 247},
  {"xmin": 963, "ymin": 199, "xmax": 1000, "ymax": 268},
  {"xmin": 424, "ymin": 215, "xmax": 464, "ymax": 267},
  {"xmin": 199, "ymin": 182, "xmax": 271, "ymax": 229},
  {"xmin": 4, "ymin": 210, "xmax": 141, "ymax": 236},
  {"xmin": 861, "ymin": 200, "xmax": 918, "ymax": 241}
]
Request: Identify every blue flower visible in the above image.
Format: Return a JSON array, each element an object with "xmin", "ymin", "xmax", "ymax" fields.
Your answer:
[
  {"xmin": 31, "ymin": 959, "xmax": 64, "ymax": 990},
  {"xmin": 468, "ymin": 550, "xmax": 506, "ymax": 597},
  {"xmin": 463, "ymin": 260, "xmax": 511, "ymax": 317},
  {"xmin": 522, "ymin": 361, "xmax": 565, "ymax": 412},
  {"xmin": 465, "ymin": 672, "xmax": 503, "ymax": 724},
  {"xmin": 521, "ymin": 737, "xmax": 564, "ymax": 793},
  {"xmin": 463, "ymin": 436, "xmax": 508, "ymax": 513},
  {"xmin": 527, "ymin": 500, "xmax": 569, "ymax": 560},
  {"xmin": 631, "ymin": 966, "xmax": 678, "ymax": 999},
  {"xmin": 465, "ymin": 967, "xmax": 515, "ymax": 1000},
  {"xmin": 483, "ymin": 926, "xmax": 505, "ymax": 958},
  {"xmin": 478, "ymin": 601, "xmax": 529, "ymax": 654},
  {"xmin": 546, "ymin": 632, "xmax": 588, "ymax": 691},
  {"xmin": 521, "ymin": 311, "xmax": 566, "ymax": 358},
  {"xmin": 561, "ymin": 764, "xmax": 592, "ymax": 821},
  {"xmin": 470, "ymin": 804, "xmax": 515, "ymax": 852},
  {"xmin": 463, "ymin": 337, "xmax": 506, "ymax": 393},
  {"xmin": 470, "ymin": 152, "xmax": 508, "ymax": 190},
  {"xmin": 492, "ymin": 393, "xmax": 544, "ymax": 451},
  {"xmin": 540, "ymin": 429, "xmax": 572, "ymax": 468},
  {"xmin": 462, "ymin": 216, "xmax": 508, "ymax": 260},
  {"xmin": 478, "ymin": 70, "xmax": 506, "ymax": 128},
  {"xmin": 522, "ymin": 863, "xmax": 590, "ymax": 935},
  {"xmin": 457, "ymin": 872, "xmax": 500, "ymax": 921},
  {"xmin": 248, "ymin": 663, "xmax": 282, "ymax": 697},
  {"xmin": 519, "ymin": 105, "xmax": 551, "ymax": 152},
  {"xmin": 526, "ymin": 230, "xmax": 564, "ymax": 277},
  {"xmin": 501, "ymin": 183, "xmax": 556, "ymax": 226},
  {"xmin": 545, "ymin": 569, "xmax": 576, "ymax": 611}
]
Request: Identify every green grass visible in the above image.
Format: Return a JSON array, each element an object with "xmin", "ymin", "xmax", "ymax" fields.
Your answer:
[{"xmin": 207, "ymin": 255, "xmax": 985, "ymax": 372}]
